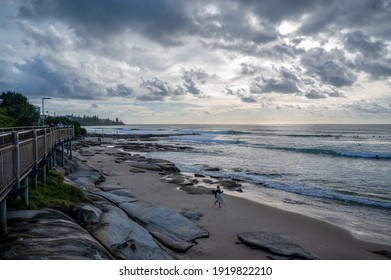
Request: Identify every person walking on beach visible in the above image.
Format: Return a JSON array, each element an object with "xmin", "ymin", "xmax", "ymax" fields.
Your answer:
[{"xmin": 212, "ymin": 185, "xmax": 225, "ymax": 208}]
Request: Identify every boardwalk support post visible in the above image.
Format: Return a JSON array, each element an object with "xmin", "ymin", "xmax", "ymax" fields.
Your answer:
[
  {"xmin": 13, "ymin": 132, "xmax": 20, "ymax": 190},
  {"xmin": 61, "ymin": 141, "xmax": 65, "ymax": 166},
  {"xmin": 0, "ymin": 199, "xmax": 6, "ymax": 235},
  {"xmin": 42, "ymin": 128, "xmax": 47, "ymax": 185},
  {"xmin": 22, "ymin": 177, "xmax": 29, "ymax": 206},
  {"xmin": 32, "ymin": 130, "xmax": 38, "ymax": 189}
]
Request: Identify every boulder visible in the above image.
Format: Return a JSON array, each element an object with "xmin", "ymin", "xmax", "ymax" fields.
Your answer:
[
  {"xmin": 69, "ymin": 203, "xmax": 102, "ymax": 226},
  {"xmin": 97, "ymin": 184, "xmax": 125, "ymax": 192},
  {"xmin": 179, "ymin": 208, "xmax": 204, "ymax": 221},
  {"xmin": 91, "ymin": 190, "xmax": 138, "ymax": 205},
  {"xmin": 128, "ymin": 161, "xmax": 162, "ymax": 171},
  {"xmin": 219, "ymin": 180, "xmax": 243, "ymax": 192},
  {"xmin": 0, "ymin": 209, "xmax": 114, "ymax": 260},
  {"xmin": 65, "ymin": 159, "xmax": 105, "ymax": 189},
  {"xmin": 160, "ymin": 174, "xmax": 187, "ymax": 184},
  {"xmin": 238, "ymin": 232, "xmax": 315, "ymax": 259},
  {"xmin": 205, "ymin": 167, "xmax": 220, "ymax": 172},
  {"xmin": 119, "ymin": 200, "xmax": 209, "ymax": 252},
  {"xmin": 85, "ymin": 201, "xmax": 173, "ymax": 260},
  {"xmin": 180, "ymin": 185, "xmax": 212, "ymax": 195}
]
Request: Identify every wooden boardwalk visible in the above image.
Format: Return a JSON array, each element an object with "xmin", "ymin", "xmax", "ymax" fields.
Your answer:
[{"xmin": 0, "ymin": 126, "xmax": 74, "ymax": 234}]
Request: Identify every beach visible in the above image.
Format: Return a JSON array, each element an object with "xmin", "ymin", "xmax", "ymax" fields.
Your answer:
[{"xmin": 73, "ymin": 136, "xmax": 391, "ymax": 260}]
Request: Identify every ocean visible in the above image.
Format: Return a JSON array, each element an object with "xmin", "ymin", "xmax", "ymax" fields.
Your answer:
[{"xmin": 85, "ymin": 124, "xmax": 391, "ymax": 246}]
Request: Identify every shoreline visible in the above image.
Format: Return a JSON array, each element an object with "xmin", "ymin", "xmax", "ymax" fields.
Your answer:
[{"xmin": 73, "ymin": 137, "xmax": 391, "ymax": 259}]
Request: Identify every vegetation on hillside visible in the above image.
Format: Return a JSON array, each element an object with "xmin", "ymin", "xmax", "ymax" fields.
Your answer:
[
  {"xmin": 1, "ymin": 91, "xmax": 123, "ymax": 136},
  {"xmin": 9, "ymin": 170, "xmax": 91, "ymax": 212},
  {"xmin": 67, "ymin": 115, "xmax": 125, "ymax": 126},
  {"xmin": 46, "ymin": 116, "xmax": 87, "ymax": 137},
  {"xmin": 0, "ymin": 91, "xmax": 39, "ymax": 127}
]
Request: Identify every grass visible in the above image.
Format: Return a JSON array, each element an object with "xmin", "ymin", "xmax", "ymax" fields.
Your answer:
[{"xmin": 9, "ymin": 170, "xmax": 91, "ymax": 211}]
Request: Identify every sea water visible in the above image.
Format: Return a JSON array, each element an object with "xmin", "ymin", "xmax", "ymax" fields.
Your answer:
[{"xmin": 86, "ymin": 124, "xmax": 391, "ymax": 246}]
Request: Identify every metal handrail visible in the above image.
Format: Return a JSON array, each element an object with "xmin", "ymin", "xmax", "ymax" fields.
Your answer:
[{"xmin": 0, "ymin": 126, "xmax": 74, "ymax": 200}]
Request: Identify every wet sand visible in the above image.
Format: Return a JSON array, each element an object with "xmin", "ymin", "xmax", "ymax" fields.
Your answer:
[{"xmin": 73, "ymin": 139, "xmax": 391, "ymax": 260}]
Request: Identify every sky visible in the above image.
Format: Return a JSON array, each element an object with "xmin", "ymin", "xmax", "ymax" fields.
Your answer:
[{"xmin": 0, "ymin": 0, "xmax": 390, "ymax": 124}]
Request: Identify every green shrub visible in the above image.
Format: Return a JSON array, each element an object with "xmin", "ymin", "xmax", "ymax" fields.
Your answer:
[{"xmin": 10, "ymin": 170, "xmax": 91, "ymax": 212}]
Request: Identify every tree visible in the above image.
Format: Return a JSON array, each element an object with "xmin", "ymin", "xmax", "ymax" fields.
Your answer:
[
  {"xmin": 0, "ymin": 91, "xmax": 39, "ymax": 126},
  {"xmin": 0, "ymin": 107, "xmax": 15, "ymax": 127},
  {"xmin": 46, "ymin": 116, "xmax": 86, "ymax": 137}
]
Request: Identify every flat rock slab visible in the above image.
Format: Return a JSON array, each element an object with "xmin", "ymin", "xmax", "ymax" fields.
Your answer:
[
  {"xmin": 79, "ymin": 151, "xmax": 96, "ymax": 157},
  {"xmin": 119, "ymin": 200, "xmax": 209, "ymax": 252},
  {"xmin": 98, "ymin": 184, "xmax": 127, "ymax": 192},
  {"xmin": 86, "ymin": 201, "xmax": 173, "ymax": 260},
  {"xmin": 238, "ymin": 232, "xmax": 315, "ymax": 259},
  {"xmin": 179, "ymin": 208, "xmax": 204, "ymax": 221},
  {"xmin": 128, "ymin": 161, "xmax": 163, "ymax": 171},
  {"xmin": 89, "ymin": 187, "xmax": 207, "ymax": 252},
  {"xmin": 64, "ymin": 156, "xmax": 105, "ymax": 189},
  {"xmin": 92, "ymin": 190, "xmax": 138, "ymax": 205},
  {"xmin": 0, "ymin": 209, "xmax": 114, "ymax": 260}
]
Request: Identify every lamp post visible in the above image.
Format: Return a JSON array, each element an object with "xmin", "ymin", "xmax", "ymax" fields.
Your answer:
[{"xmin": 42, "ymin": 97, "xmax": 51, "ymax": 127}]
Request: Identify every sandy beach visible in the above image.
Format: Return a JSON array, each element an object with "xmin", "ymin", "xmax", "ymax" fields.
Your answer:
[{"xmin": 73, "ymin": 137, "xmax": 391, "ymax": 260}]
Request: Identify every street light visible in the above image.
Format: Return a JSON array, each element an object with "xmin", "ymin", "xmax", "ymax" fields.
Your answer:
[{"xmin": 42, "ymin": 97, "xmax": 51, "ymax": 127}]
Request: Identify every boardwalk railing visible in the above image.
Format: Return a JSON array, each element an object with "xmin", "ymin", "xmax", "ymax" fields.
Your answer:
[{"xmin": 0, "ymin": 126, "xmax": 74, "ymax": 234}]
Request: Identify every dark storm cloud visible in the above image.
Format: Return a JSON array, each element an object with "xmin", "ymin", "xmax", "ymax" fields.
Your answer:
[
  {"xmin": 139, "ymin": 68, "xmax": 213, "ymax": 101},
  {"xmin": 250, "ymin": 76, "xmax": 301, "ymax": 94},
  {"xmin": 20, "ymin": 24, "xmax": 71, "ymax": 52},
  {"xmin": 298, "ymin": 0, "xmax": 391, "ymax": 35},
  {"xmin": 181, "ymin": 68, "xmax": 210, "ymax": 97},
  {"xmin": 344, "ymin": 31, "xmax": 387, "ymax": 59},
  {"xmin": 355, "ymin": 57, "xmax": 391, "ymax": 79},
  {"xmin": 139, "ymin": 77, "xmax": 186, "ymax": 101},
  {"xmin": 18, "ymin": 0, "xmax": 193, "ymax": 46},
  {"xmin": 249, "ymin": 67, "xmax": 302, "ymax": 94},
  {"xmin": 301, "ymin": 48, "xmax": 357, "ymax": 88},
  {"xmin": 237, "ymin": 0, "xmax": 322, "ymax": 23},
  {"xmin": 107, "ymin": 84, "xmax": 134, "ymax": 97},
  {"xmin": 14, "ymin": 57, "xmax": 101, "ymax": 100},
  {"xmin": 191, "ymin": 1, "xmax": 281, "ymax": 47},
  {"xmin": 2, "ymin": 0, "xmax": 389, "ymax": 109}
]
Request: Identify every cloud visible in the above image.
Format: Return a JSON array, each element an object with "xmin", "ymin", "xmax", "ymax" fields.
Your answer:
[
  {"xmin": 0, "ymin": 0, "xmax": 390, "ymax": 123},
  {"xmin": 240, "ymin": 63, "xmax": 262, "ymax": 75},
  {"xmin": 18, "ymin": 0, "xmax": 193, "ymax": 47},
  {"xmin": 355, "ymin": 57, "xmax": 391, "ymax": 80},
  {"xmin": 240, "ymin": 96, "xmax": 258, "ymax": 103},
  {"xmin": 236, "ymin": 0, "xmax": 321, "ymax": 24},
  {"xmin": 306, "ymin": 90, "xmax": 331, "ymax": 99},
  {"xmin": 20, "ymin": 23, "xmax": 74, "ymax": 52},
  {"xmin": 107, "ymin": 84, "xmax": 134, "ymax": 97},
  {"xmin": 250, "ymin": 76, "xmax": 301, "ymax": 94},
  {"xmin": 301, "ymin": 48, "xmax": 357, "ymax": 87},
  {"xmin": 11, "ymin": 56, "xmax": 119, "ymax": 100},
  {"xmin": 249, "ymin": 67, "xmax": 302, "ymax": 94},
  {"xmin": 344, "ymin": 99, "xmax": 391, "ymax": 115},
  {"xmin": 181, "ymin": 67, "xmax": 211, "ymax": 97},
  {"xmin": 298, "ymin": 0, "xmax": 391, "ymax": 35},
  {"xmin": 224, "ymin": 86, "xmax": 258, "ymax": 103},
  {"xmin": 344, "ymin": 31, "xmax": 387, "ymax": 59},
  {"xmin": 139, "ymin": 77, "xmax": 186, "ymax": 101}
]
